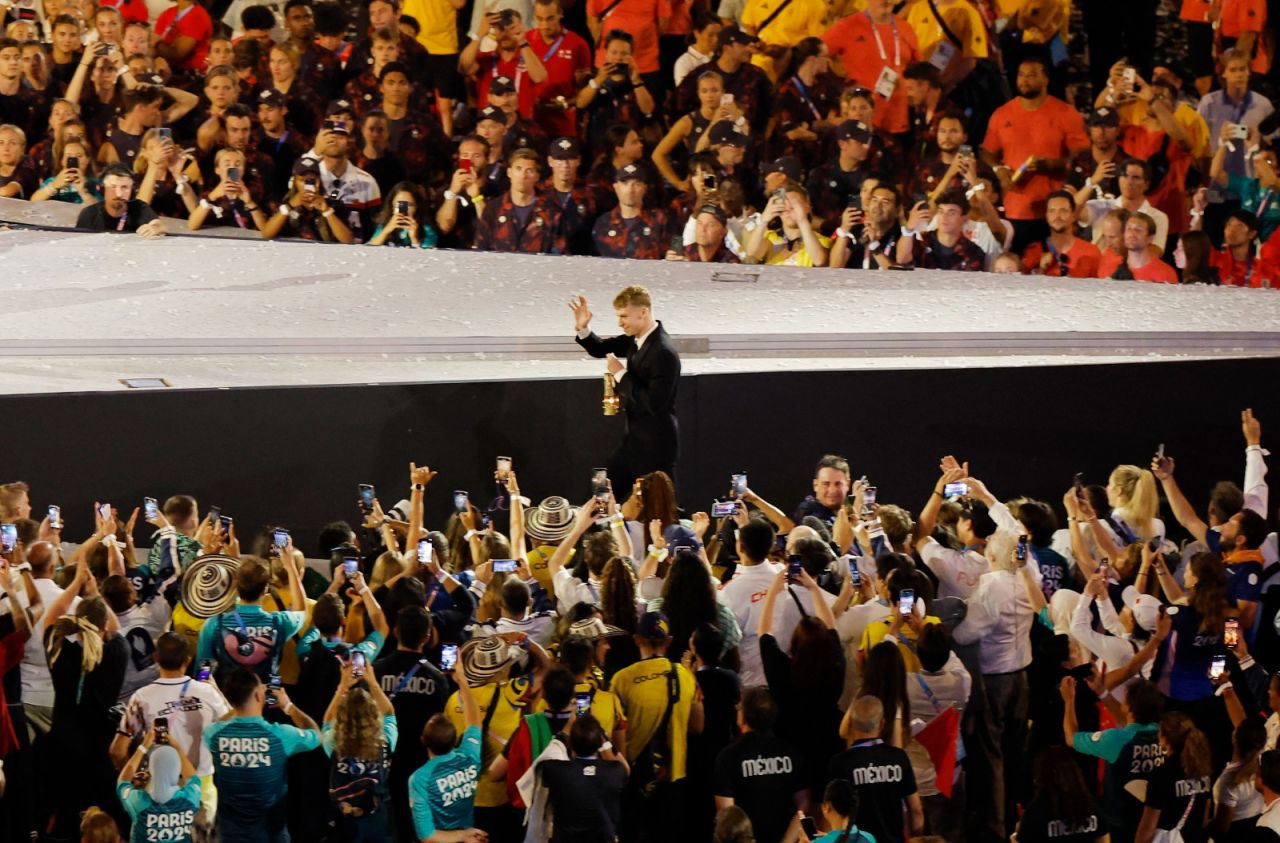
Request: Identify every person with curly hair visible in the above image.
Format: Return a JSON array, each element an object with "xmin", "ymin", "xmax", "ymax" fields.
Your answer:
[{"xmin": 322, "ymin": 658, "xmax": 399, "ymax": 841}]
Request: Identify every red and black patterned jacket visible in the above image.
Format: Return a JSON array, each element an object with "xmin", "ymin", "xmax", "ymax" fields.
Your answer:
[
  {"xmin": 538, "ymin": 179, "xmax": 597, "ymax": 256},
  {"xmin": 474, "ymin": 193, "xmax": 567, "ymax": 254},
  {"xmin": 682, "ymin": 242, "xmax": 740, "ymax": 263},
  {"xmin": 592, "ymin": 207, "xmax": 670, "ymax": 260},
  {"xmin": 910, "ymin": 231, "xmax": 986, "ymax": 271}
]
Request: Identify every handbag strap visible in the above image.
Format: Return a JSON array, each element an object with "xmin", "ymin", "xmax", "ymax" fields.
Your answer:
[
  {"xmin": 755, "ymin": 0, "xmax": 795, "ymax": 35},
  {"xmin": 926, "ymin": 0, "xmax": 964, "ymax": 48},
  {"xmin": 1172, "ymin": 782, "xmax": 1199, "ymax": 830},
  {"xmin": 596, "ymin": 0, "xmax": 625, "ymax": 21}
]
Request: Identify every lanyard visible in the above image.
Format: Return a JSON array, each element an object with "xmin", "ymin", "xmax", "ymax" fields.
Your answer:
[
  {"xmin": 790, "ymin": 76, "xmax": 822, "ymax": 121},
  {"xmin": 162, "ymin": 4, "xmax": 194, "ymax": 39},
  {"xmin": 115, "ymin": 209, "xmax": 127, "ymax": 231},
  {"xmin": 1232, "ymin": 91, "xmax": 1254, "ymax": 126},
  {"xmin": 541, "ymin": 34, "xmax": 565, "ymax": 63},
  {"xmin": 391, "ymin": 658, "xmax": 428, "ymax": 697},
  {"xmin": 865, "ymin": 11, "xmax": 901, "ymax": 66},
  {"xmin": 1255, "ymin": 188, "xmax": 1274, "ymax": 221},
  {"xmin": 1044, "ymin": 238, "xmax": 1069, "ymax": 275},
  {"xmin": 914, "ymin": 673, "xmax": 944, "ymax": 712},
  {"xmin": 491, "ymin": 56, "xmax": 524, "ymax": 94}
]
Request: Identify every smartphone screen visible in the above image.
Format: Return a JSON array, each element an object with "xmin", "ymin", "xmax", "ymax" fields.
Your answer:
[
  {"xmin": 1210, "ymin": 655, "xmax": 1227, "ymax": 679},
  {"xmin": 351, "ymin": 651, "xmax": 366, "ymax": 677},
  {"xmin": 156, "ymin": 127, "xmax": 172, "ymax": 142},
  {"xmin": 1016, "ymin": 535, "xmax": 1029, "ymax": 562},
  {"xmin": 453, "ymin": 491, "xmax": 468, "ymax": 512},
  {"xmin": 862, "ymin": 486, "xmax": 877, "ymax": 512},
  {"xmin": 273, "ymin": 529, "xmax": 289, "ymax": 549},
  {"xmin": 732, "ymin": 473, "xmax": 747, "ymax": 497},
  {"xmin": 1073, "ymin": 472, "xmax": 1086, "ymax": 500},
  {"xmin": 196, "ymin": 660, "xmax": 213, "ymax": 681},
  {"xmin": 493, "ymin": 559, "xmax": 517, "ymax": 573},
  {"xmin": 711, "ymin": 500, "xmax": 737, "ymax": 518},
  {"xmin": 144, "ymin": 497, "xmax": 159, "ymax": 520},
  {"xmin": 898, "ymin": 588, "xmax": 915, "ymax": 615},
  {"xmin": 942, "ymin": 482, "xmax": 968, "ymax": 498},
  {"xmin": 219, "ymin": 515, "xmax": 233, "ymax": 531},
  {"xmin": 267, "ymin": 674, "xmax": 282, "ymax": 705},
  {"xmin": 0, "ymin": 524, "xmax": 15, "ymax": 553},
  {"xmin": 47, "ymin": 505, "xmax": 61, "ymax": 529},
  {"xmin": 847, "ymin": 558, "xmax": 861, "ymax": 587},
  {"xmin": 417, "ymin": 539, "xmax": 432, "ymax": 565},
  {"xmin": 1155, "ymin": 443, "xmax": 1165, "ymax": 461},
  {"xmin": 496, "ymin": 456, "xmax": 512, "ymax": 479},
  {"xmin": 575, "ymin": 693, "xmax": 591, "ymax": 716},
  {"xmin": 787, "ymin": 555, "xmax": 802, "ymax": 584},
  {"xmin": 1225, "ymin": 619, "xmax": 1240, "ymax": 649},
  {"xmin": 154, "ymin": 716, "xmax": 168, "ymax": 734},
  {"xmin": 396, "ymin": 200, "xmax": 409, "ymax": 216},
  {"xmin": 343, "ymin": 557, "xmax": 359, "ymax": 576},
  {"xmin": 358, "ymin": 484, "xmax": 375, "ymax": 509},
  {"xmin": 99, "ymin": 503, "xmax": 112, "ymax": 522},
  {"xmin": 440, "ymin": 643, "xmax": 458, "ymax": 670}
]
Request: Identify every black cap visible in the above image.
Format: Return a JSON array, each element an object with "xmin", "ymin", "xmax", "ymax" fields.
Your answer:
[
  {"xmin": 292, "ymin": 157, "xmax": 321, "ymax": 176},
  {"xmin": 695, "ymin": 203, "xmax": 727, "ymax": 225},
  {"xmin": 1087, "ymin": 107, "xmax": 1120, "ymax": 128},
  {"xmin": 257, "ymin": 89, "xmax": 286, "ymax": 108},
  {"xmin": 325, "ymin": 99, "xmax": 355, "ymax": 117},
  {"xmin": 490, "ymin": 75, "xmax": 516, "ymax": 95},
  {"xmin": 476, "ymin": 105, "xmax": 505, "ymax": 124},
  {"xmin": 708, "ymin": 121, "xmax": 747, "ymax": 147},
  {"xmin": 549, "ymin": 137, "xmax": 581, "ymax": 160},
  {"xmin": 764, "ymin": 155, "xmax": 802, "ymax": 182},
  {"xmin": 614, "ymin": 163, "xmax": 644, "ymax": 183},
  {"xmin": 717, "ymin": 23, "xmax": 758, "ymax": 47},
  {"xmin": 835, "ymin": 119, "xmax": 873, "ymax": 144}
]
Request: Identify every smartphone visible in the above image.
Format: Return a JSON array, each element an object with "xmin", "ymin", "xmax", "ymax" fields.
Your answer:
[
  {"xmin": 322, "ymin": 118, "xmax": 343, "ymax": 132},
  {"xmin": 156, "ymin": 127, "xmax": 172, "ymax": 143},
  {"xmin": 1073, "ymin": 472, "xmax": 1086, "ymax": 500},
  {"xmin": 67, "ymin": 154, "xmax": 79, "ymax": 170},
  {"xmin": 787, "ymin": 554, "xmax": 803, "ymax": 584},
  {"xmin": 99, "ymin": 502, "xmax": 112, "ymax": 522},
  {"xmin": 847, "ymin": 559, "xmax": 861, "ymax": 587},
  {"xmin": 958, "ymin": 144, "xmax": 973, "ymax": 159},
  {"xmin": 771, "ymin": 187, "xmax": 788, "ymax": 202},
  {"xmin": 575, "ymin": 692, "xmax": 592, "ymax": 716},
  {"xmin": 1098, "ymin": 559, "xmax": 1109, "ymax": 577},
  {"xmin": 846, "ymin": 193, "xmax": 862, "ymax": 211},
  {"xmin": 459, "ymin": 158, "xmax": 473, "ymax": 174},
  {"xmin": 592, "ymin": 467, "xmax": 608, "ymax": 487},
  {"xmin": 396, "ymin": 199, "xmax": 409, "ymax": 216},
  {"xmin": 272, "ymin": 529, "xmax": 289, "ymax": 550},
  {"xmin": 731, "ymin": 473, "xmax": 747, "ymax": 498},
  {"xmin": 862, "ymin": 486, "xmax": 877, "ymax": 515},
  {"xmin": 95, "ymin": 42, "xmax": 110, "ymax": 56},
  {"xmin": 417, "ymin": 538, "xmax": 432, "ymax": 565},
  {"xmin": 453, "ymin": 490, "xmax": 469, "ymax": 512},
  {"xmin": 144, "ymin": 497, "xmax": 159, "ymax": 520},
  {"xmin": 0, "ymin": 525, "xmax": 15, "ymax": 554},
  {"xmin": 350, "ymin": 651, "xmax": 366, "ymax": 677},
  {"xmin": 226, "ymin": 166, "xmax": 240, "ymax": 183},
  {"xmin": 47, "ymin": 505, "xmax": 62, "ymax": 530},
  {"xmin": 720, "ymin": 93, "xmax": 734, "ymax": 106},
  {"xmin": 942, "ymin": 482, "xmax": 968, "ymax": 498},
  {"xmin": 343, "ymin": 557, "xmax": 359, "ymax": 576},
  {"xmin": 358, "ymin": 483, "xmax": 375, "ymax": 510},
  {"xmin": 266, "ymin": 674, "xmax": 282, "ymax": 706},
  {"xmin": 702, "ymin": 173, "xmax": 716, "ymax": 190},
  {"xmin": 1209, "ymin": 654, "xmax": 1227, "ymax": 679},
  {"xmin": 302, "ymin": 179, "xmax": 317, "ymax": 194},
  {"xmin": 800, "ymin": 816, "xmax": 819, "ymax": 840},
  {"xmin": 844, "ymin": 493, "xmax": 858, "ymax": 510},
  {"xmin": 1232, "ymin": 123, "xmax": 1250, "ymax": 140},
  {"xmin": 207, "ymin": 505, "xmax": 221, "ymax": 523},
  {"xmin": 492, "ymin": 558, "xmax": 517, "ymax": 573},
  {"xmin": 154, "ymin": 716, "xmax": 169, "ymax": 739},
  {"xmin": 196, "ymin": 659, "xmax": 213, "ymax": 681},
  {"xmin": 898, "ymin": 587, "xmax": 915, "ymax": 615},
  {"xmin": 1122, "ymin": 66, "xmax": 1136, "ymax": 87},
  {"xmin": 219, "ymin": 515, "xmax": 233, "ymax": 532},
  {"xmin": 711, "ymin": 500, "xmax": 738, "ymax": 518},
  {"xmin": 1147, "ymin": 537, "xmax": 1161, "ymax": 553},
  {"xmin": 440, "ymin": 643, "xmax": 458, "ymax": 670},
  {"xmin": 1225, "ymin": 618, "xmax": 1240, "ymax": 649},
  {"xmin": 1155, "ymin": 443, "xmax": 1165, "ymax": 462},
  {"xmin": 1016, "ymin": 535, "xmax": 1029, "ymax": 562}
]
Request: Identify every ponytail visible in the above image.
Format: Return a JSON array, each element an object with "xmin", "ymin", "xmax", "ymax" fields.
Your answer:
[
  {"xmin": 822, "ymin": 779, "xmax": 860, "ymax": 842},
  {"xmin": 47, "ymin": 615, "xmax": 104, "ymax": 674},
  {"xmin": 1111, "ymin": 465, "xmax": 1159, "ymax": 539},
  {"xmin": 1161, "ymin": 712, "xmax": 1212, "ymax": 781}
]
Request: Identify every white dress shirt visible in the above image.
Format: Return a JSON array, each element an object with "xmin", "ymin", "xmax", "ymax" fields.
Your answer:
[{"xmin": 952, "ymin": 568, "xmax": 1035, "ymax": 674}]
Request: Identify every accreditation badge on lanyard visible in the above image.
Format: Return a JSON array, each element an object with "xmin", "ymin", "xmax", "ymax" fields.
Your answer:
[
  {"xmin": 929, "ymin": 39, "xmax": 956, "ymax": 72},
  {"xmin": 868, "ymin": 11, "xmax": 902, "ymax": 99}
]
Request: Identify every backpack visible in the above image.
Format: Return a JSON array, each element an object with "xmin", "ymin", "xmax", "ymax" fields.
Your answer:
[
  {"xmin": 295, "ymin": 641, "xmax": 351, "ymax": 722},
  {"xmin": 329, "ymin": 740, "xmax": 390, "ymax": 818},
  {"xmin": 212, "ymin": 609, "xmax": 289, "ymax": 683}
]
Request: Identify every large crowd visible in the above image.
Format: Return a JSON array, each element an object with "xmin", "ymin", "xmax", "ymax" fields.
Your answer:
[
  {"xmin": 3, "ymin": 0, "xmax": 1280, "ymax": 281},
  {"xmin": 0, "ymin": 408, "xmax": 1277, "ymax": 843}
]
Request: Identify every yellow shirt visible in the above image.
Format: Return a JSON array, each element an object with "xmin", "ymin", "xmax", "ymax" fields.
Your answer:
[
  {"xmin": 536, "ymin": 681, "xmax": 629, "ymax": 737},
  {"xmin": 763, "ymin": 229, "xmax": 833, "ymax": 267},
  {"xmin": 446, "ymin": 677, "xmax": 533, "ymax": 807},
  {"xmin": 525, "ymin": 545, "xmax": 572, "ymax": 593},
  {"xmin": 612, "ymin": 657, "xmax": 695, "ymax": 780},
  {"xmin": 858, "ymin": 614, "xmax": 942, "ymax": 673},
  {"xmin": 742, "ymin": 0, "xmax": 828, "ymax": 80},
  {"xmin": 903, "ymin": 0, "xmax": 989, "ymax": 60},
  {"xmin": 1117, "ymin": 100, "xmax": 1212, "ymax": 160},
  {"xmin": 402, "ymin": 0, "xmax": 458, "ymax": 55}
]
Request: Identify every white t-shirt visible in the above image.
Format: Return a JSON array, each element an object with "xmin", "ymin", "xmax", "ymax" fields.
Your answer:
[
  {"xmin": 21, "ymin": 577, "xmax": 80, "ymax": 708},
  {"xmin": 118, "ymin": 676, "xmax": 231, "ymax": 776},
  {"xmin": 835, "ymin": 598, "xmax": 889, "ymax": 710},
  {"xmin": 116, "ymin": 597, "xmax": 175, "ymax": 703},
  {"xmin": 718, "ymin": 561, "xmax": 780, "ymax": 687},
  {"xmin": 552, "ymin": 567, "xmax": 602, "ymax": 614},
  {"xmin": 918, "ymin": 537, "xmax": 989, "ymax": 600},
  {"xmin": 1214, "ymin": 760, "xmax": 1265, "ymax": 823},
  {"xmin": 474, "ymin": 613, "xmax": 557, "ymax": 649}
]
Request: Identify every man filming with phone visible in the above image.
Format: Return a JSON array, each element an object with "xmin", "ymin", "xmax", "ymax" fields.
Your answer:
[{"xmin": 570, "ymin": 285, "xmax": 681, "ymax": 500}]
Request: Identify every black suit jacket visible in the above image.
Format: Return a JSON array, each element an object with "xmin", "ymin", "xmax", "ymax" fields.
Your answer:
[{"xmin": 575, "ymin": 321, "xmax": 681, "ymax": 468}]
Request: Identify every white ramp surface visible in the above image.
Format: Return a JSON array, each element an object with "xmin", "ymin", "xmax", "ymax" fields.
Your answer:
[{"xmin": 3, "ymin": 227, "xmax": 1280, "ymax": 394}]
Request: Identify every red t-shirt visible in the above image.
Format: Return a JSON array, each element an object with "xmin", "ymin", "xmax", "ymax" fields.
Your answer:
[
  {"xmin": 155, "ymin": 2, "xmax": 214, "ymax": 73},
  {"xmin": 1131, "ymin": 257, "xmax": 1180, "ymax": 283},
  {"xmin": 822, "ymin": 12, "xmax": 919, "ymax": 134},
  {"xmin": 1181, "ymin": 0, "xmax": 1212, "ymax": 21},
  {"xmin": 586, "ymin": 0, "xmax": 672, "ymax": 74},
  {"xmin": 982, "ymin": 96, "xmax": 1089, "ymax": 220},
  {"xmin": 476, "ymin": 52, "xmax": 538, "ymax": 119},
  {"xmin": 1221, "ymin": 0, "xmax": 1267, "ymax": 36},
  {"xmin": 1021, "ymin": 237, "xmax": 1104, "ymax": 278},
  {"xmin": 1209, "ymin": 247, "xmax": 1278, "ymax": 287},
  {"xmin": 528, "ymin": 28, "xmax": 592, "ymax": 138},
  {"xmin": 99, "ymin": 0, "xmax": 149, "ymax": 23}
]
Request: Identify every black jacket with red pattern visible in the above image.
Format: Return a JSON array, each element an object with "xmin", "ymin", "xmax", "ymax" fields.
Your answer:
[
  {"xmin": 592, "ymin": 207, "xmax": 670, "ymax": 260},
  {"xmin": 474, "ymin": 193, "xmax": 567, "ymax": 254}
]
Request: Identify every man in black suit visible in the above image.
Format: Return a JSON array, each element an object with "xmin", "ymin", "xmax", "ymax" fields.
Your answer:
[{"xmin": 570, "ymin": 285, "xmax": 680, "ymax": 500}]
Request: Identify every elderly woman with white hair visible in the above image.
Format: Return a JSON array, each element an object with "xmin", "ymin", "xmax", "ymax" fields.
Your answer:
[
  {"xmin": 951, "ymin": 527, "xmax": 1045, "ymax": 843},
  {"xmin": 117, "ymin": 725, "xmax": 202, "ymax": 843}
]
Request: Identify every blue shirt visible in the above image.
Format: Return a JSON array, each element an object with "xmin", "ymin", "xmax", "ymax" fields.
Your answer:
[
  {"xmin": 203, "ymin": 716, "xmax": 321, "ymax": 841},
  {"xmin": 196, "ymin": 605, "xmax": 306, "ymax": 679},
  {"xmin": 117, "ymin": 776, "xmax": 203, "ymax": 843},
  {"xmin": 409, "ymin": 724, "xmax": 482, "ymax": 838},
  {"xmin": 1199, "ymin": 88, "xmax": 1275, "ymax": 182},
  {"xmin": 296, "ymin": 628, "xmax": 386, "ymax": 665},
  {"xmin": 814, "ymin": 827, "xmax": 877, "ymax": 842}
]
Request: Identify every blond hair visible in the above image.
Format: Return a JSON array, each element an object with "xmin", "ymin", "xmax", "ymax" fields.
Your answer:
[
  {"xmin": 613, "ymin": 285, "xmax": 652, "ymax": 310},
  {"xmin": 1110, "ymin": 464, "xmax": 1159, "ymax": 540},
  {"xmin": 333, "ymin": 686, "xmax": 385, "ymax": 760}
]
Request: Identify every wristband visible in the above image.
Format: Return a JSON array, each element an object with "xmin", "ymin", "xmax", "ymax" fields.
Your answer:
[
  {"xmin": 1215, "ymin": 681, "xmax": 1233, "ymax": 697},
  {"xmin": 647, "ymin": 545, "xmax": 668, "ymax": 561},
  {"xmin": 444, "ymin": 189, "xmax": 460, "ymax": 201},
  {"xmin": 412, "ymin": 483, "xmax": 425, "ymax": 492},
  {"xmin": 284, "ymin": 701, "xmax": 295, "ymax": 715},
  {"xmin": 464, "ymin": 529, "xmax": 479, "ymax": 540},
  {"xmin": 278, "ymin": 204, "xmax": 291, "ymax": 216},
  {"xmin": 322, "ymin": 208, "xmax": 335, "ymax": 218},
  {"xmin": 175, "ymin": 181, "xmax": 186, "ymax": 196},
  {"xmin": 599, "ymin": 740, "xmax": 613, "ymax": 753},
  {"xmin": 359, "ymin": 587, "xmax": 371, "ymax": 596},
  {"xmin": 588, "ymin": 78, "xmax": 599, "ymax": 90},
  {"xmin": 1239, "ymin": 655, "xmax": 1256, "ymax": 670},
  {"xmin": 609, "ymin": 514, "xmax": 625, "ymax": 527},
  {"xmin": 1083, "ymin": 178, "xmax": 1093, "ymax": 189}
]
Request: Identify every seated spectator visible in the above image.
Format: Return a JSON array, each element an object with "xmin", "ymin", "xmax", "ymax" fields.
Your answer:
[
  {"xmin": 1080, "ymin": 158, "xmax": 1170, "ymax": 254},
  {"xmin": 30, "ymin": 138, "xmax": 98, "ymax": 204},
  {"xmin": 475, "ymin": 147, "xmax": 566, "ymax": 254},
  {"xmin": 1174, "ymin": 230, "xmax": 1222, "ymax": 285},
  {"xmin": 1021, "ymin": 190, "xmax": 1103, "ymax": 277},
  {"xmin": 746, "ymin": 181, "xmax": 829, "ymax": 266},
  {"xmin": 1190, "ymin": 203, "xmax": 1276, "ymax": 288},
  {"xmin": 75, "ymin": 163, "xmax": 166, "ymax": 236},
  {"xmin": 830, "ymin": 181, "xmax": 905, "ymax": 270},
  {"xmin": 593, "ymin": 163, "xmax": 671, "ymax": 259},
  {"xmin": 1100, "ymin": 211, "xmax": 1179, "ymax": 282},
  {"xmin": 187, "ymin": 148, "xmax": 268, "ymax": 231},
  {"xmin": 367, "ymin": 180, "xmax": 438, "ymax": 248},
  {"xmin": 0, "ymin": 123, "xmax": 37, "ymax": 199},
  {"xmin": 670, "ymin": 203, "xmax": 740, "ymax": 263}
]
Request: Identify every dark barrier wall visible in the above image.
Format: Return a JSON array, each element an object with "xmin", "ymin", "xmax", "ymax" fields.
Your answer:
[{"xmin": 5, "ymin": 357, "xmax": 1280, "ymax": 552}]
